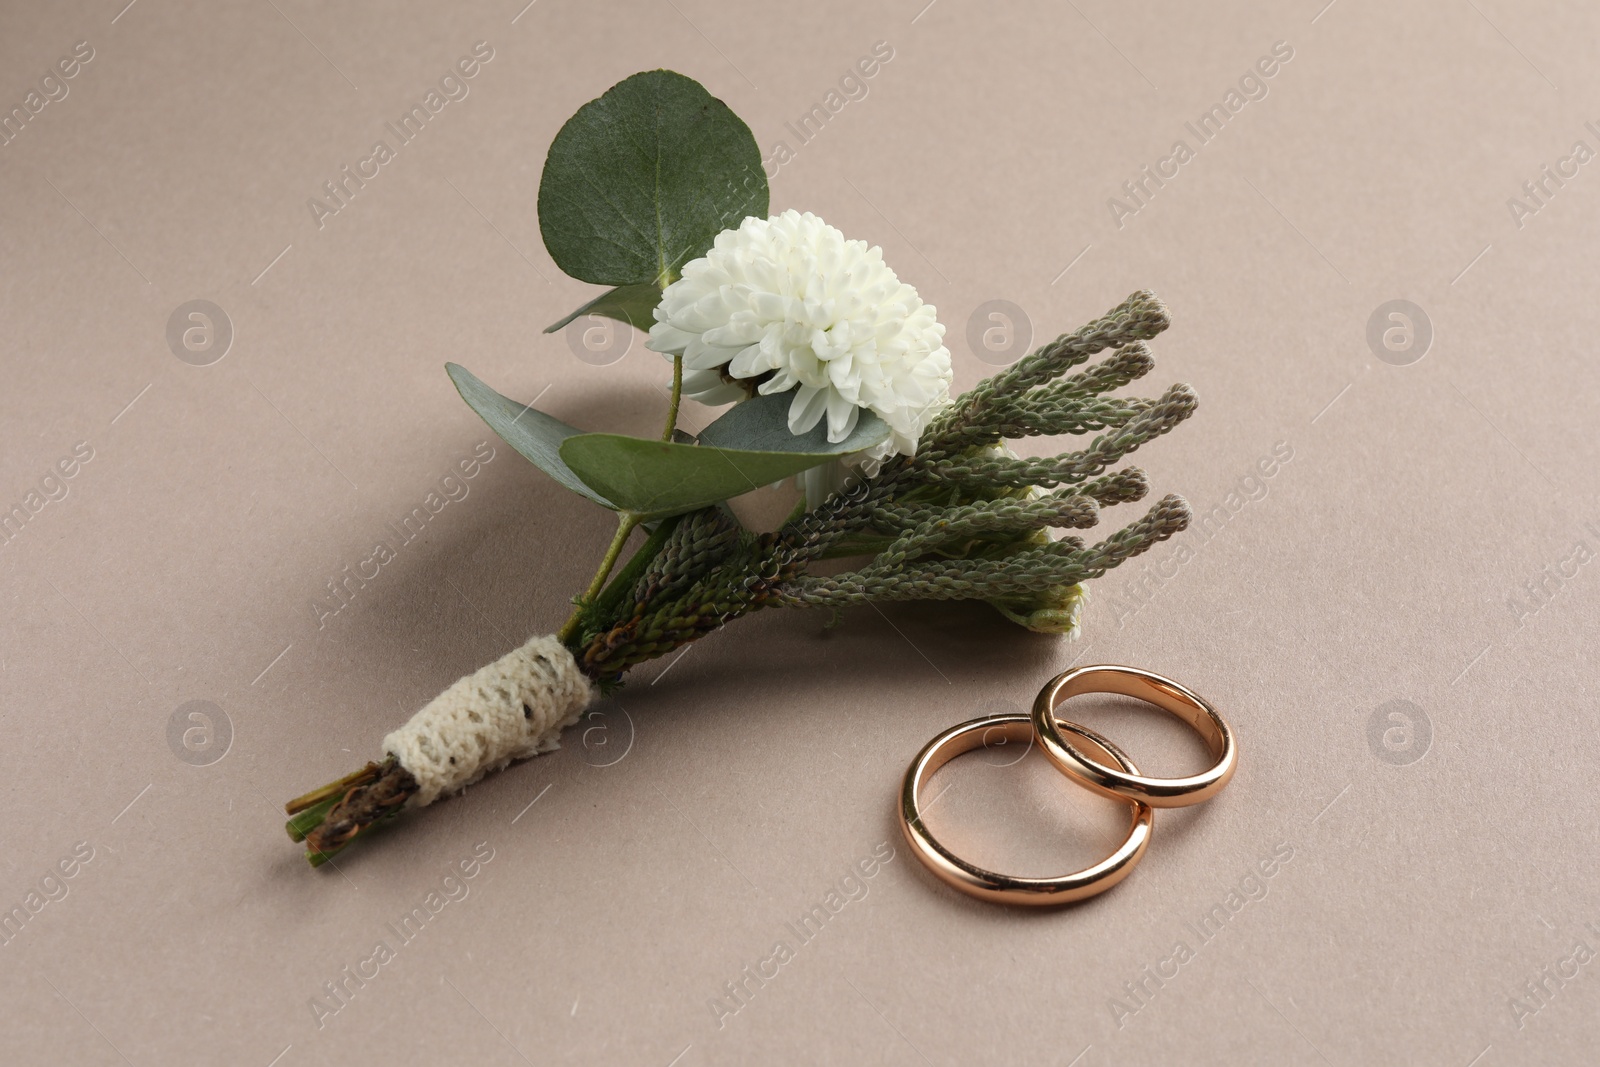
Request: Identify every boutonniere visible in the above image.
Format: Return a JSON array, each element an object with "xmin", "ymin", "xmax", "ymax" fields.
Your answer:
[{"xmin": 284, "ymin": 70, "xmax": 1195, "ymax": 865}]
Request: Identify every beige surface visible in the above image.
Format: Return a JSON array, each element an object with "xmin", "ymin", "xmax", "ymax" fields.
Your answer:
[{"xmin": 3, "ymin": 0, "xmax": 1598, "ymax": 1063}]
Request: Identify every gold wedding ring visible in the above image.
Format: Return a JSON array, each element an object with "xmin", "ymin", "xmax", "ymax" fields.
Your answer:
[
  {"xmin": 1032, "ymin": 665, "xmax": 1235, "ymax": 808},
  {"xmin": 899, "ymin": 665, "xmax": 1237, "ymax": 906},
  {"xmin": 898, "ymin": 715, "xmax": 1154, "ymax": 905}
]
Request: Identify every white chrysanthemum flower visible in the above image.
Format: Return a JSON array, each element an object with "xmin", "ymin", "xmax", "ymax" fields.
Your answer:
[{"xmin": 646, "ymin": 210, "xmax": 952, "ymax": 457}]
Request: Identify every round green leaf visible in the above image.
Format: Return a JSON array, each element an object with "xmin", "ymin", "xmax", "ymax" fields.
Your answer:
[{"xmin": 538, "ymin": 69, "xmax": 768, "ymax": 287}]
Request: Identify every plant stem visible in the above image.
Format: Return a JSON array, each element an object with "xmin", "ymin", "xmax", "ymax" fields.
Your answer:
[
  {"xmin": 308, "ymin": 811, "xmax": 401, "ymax": 866},
  {"xmin": 589, "ymin": 513, "xmax": 681, "ymax": 623},
  {"xmin": 557, "ymin": 512, "xmax": 642, "ymax": 643},
  {"xmin": 286, "ymin": 795, "xmax": 339, "ymax": 842},
  {"xmin": 662, "ymin": 353, "xmax": 683, "ymax": 442},
  {"xmin": 560, "ymin": 341, "xmax": 681, "ymax": 644},
  {"xmin": 302, "ymin": 759, "xmax": 417, "ymax": 865},
  {"xmin": 284, "ymin": 761, "xmax": 384, "ymax": 814}
]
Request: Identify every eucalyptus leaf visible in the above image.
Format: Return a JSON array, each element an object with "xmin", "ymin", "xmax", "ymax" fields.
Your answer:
[
  {"xmin": 543, "ymin": 283, "xmax": 662, "ymax": 335},
  {"xmin": 446, "ymin": 363, "xmax": 616, "ymax": 510},
  {"xmin": 559, "ymin": 406, "xmax": 883, "ymax": 520},
  {"xmin": 538, "ymin": 69, "xmax": 768, "ymax": 287},
  {"xmin": 696, "ymin": 391, "xmax": 890, "ymax": 454}
]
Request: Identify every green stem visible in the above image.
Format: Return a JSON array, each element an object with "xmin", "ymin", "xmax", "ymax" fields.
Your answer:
[
  {"xmin": 285, "ymin": 795, "xmax": 339, "ymax": 842},
  {"xmin": 589, "ymin": 513, "xmax": 681, "ymax": 623},
  {"xmin": 557, "ymin": 512, "xmax": 642, "ymax": 644},
  {"xmin": 781, "ymin": 493, "xmax": 811, "ymax": 527},
  {"xmin": 284, "ymin": 761, "xmax": 384, "ymax": 814},
  {"xmin": 308, "ymin": 811, "xmax": 401, "ymax": 867},
  {"xmin": 662, "ymin": 353, "xmax": 683, "ymax": 442},
  {"xmin": 563, "ymin": 275, "xmax": 679, "ymax": 646}
]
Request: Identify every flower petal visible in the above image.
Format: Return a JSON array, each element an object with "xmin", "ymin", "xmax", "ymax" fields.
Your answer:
[{"xmin": 787, "ymin": 384, "xmax": 828, "ymax": 435}]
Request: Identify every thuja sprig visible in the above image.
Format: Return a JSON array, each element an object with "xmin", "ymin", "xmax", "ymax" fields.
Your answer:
[
  {"xmin": 780, "ymin": 495, "xmax": 1191, "ymax": 608},
  {"xmin": 573, "ymin": 289, "xmax": 1195, "ymax": 682}
]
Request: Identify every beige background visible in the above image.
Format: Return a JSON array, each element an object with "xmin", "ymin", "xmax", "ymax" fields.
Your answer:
[{"xmin": 3, "ymin": 0, "xmax": 1598, "ymax": 1063}]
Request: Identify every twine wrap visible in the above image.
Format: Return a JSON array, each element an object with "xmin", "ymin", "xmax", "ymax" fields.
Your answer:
[{"xmin": 383, "ymin": 634, "xmax": 595, "ymax": 807}]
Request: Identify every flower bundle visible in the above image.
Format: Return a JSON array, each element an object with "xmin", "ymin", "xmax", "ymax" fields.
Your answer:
[{"xmin": 283, "ymin": 71, "xmax": 1196, "ymax": 865}]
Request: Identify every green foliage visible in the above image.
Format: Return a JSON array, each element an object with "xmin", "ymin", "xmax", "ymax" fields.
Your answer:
[
  {"xmin": 559, "ymin": 398, "xmax": 886, "ymax": 521},
  {"xmin": 519, "ymin": 69, "xmax": 816, "ymax": 526},
  {"xmin": 537, "ymin": 69, "xmax": 767, "ymax": 288},
  {"xmin": 542, "ymin": 283, "xmax": 662, "ymax": 335},
  {"xmin": 450, "ymin": 364, "xmax": 887, "ymax": 522},
  {"xmin": 447, "ymin": 363, "xmax": 616, "ymax": 510},
  {"xmin": 694, "ymin": 391, "xmax": 887, "ymax": 453}
]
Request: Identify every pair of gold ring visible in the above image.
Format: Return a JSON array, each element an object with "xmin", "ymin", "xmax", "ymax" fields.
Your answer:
[{"xmin": 898, "ymin": 665, "xmax": 1237, "ymax": 905}]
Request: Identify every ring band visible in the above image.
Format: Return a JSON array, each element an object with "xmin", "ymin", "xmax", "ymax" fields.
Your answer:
[
  {"xmin": 898, "ymin": 714, "xmax": 1154, "ymax": 905},
  {"xmin": 1031, "ymin": 665, "xmax": 1235, "ymax": 808}
]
